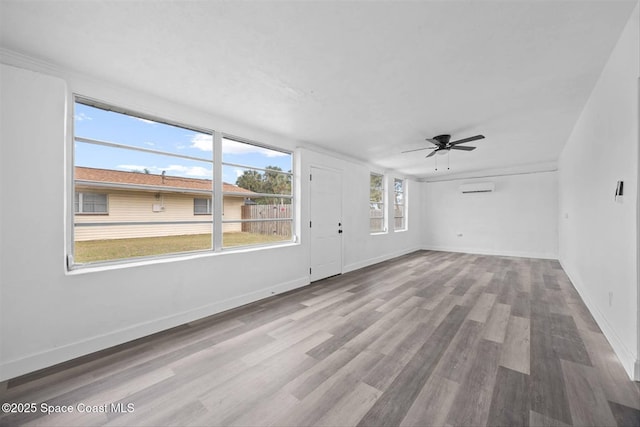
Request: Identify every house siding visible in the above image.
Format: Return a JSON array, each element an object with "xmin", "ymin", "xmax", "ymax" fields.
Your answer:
[{"xmin": 74, "ymin": 189, "xmax": 243, "ymax": 241}]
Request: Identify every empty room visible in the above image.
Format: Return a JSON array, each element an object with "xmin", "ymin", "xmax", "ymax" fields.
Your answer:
[{"xmin": 0, "ymin": 1, "xmax": 638, "ymax": 426}]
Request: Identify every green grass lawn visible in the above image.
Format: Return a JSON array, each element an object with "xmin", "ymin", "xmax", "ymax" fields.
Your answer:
[{"xmin": 75, "ymin": 232, "xmax": 289, "ymax": 263}]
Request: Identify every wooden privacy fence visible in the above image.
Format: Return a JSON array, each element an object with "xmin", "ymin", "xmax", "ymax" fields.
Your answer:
[
  {"xmin": 370, "ymin": 208, "xmax": 384, "ymax": 232},
  {"xmin": 241, "ymin": 204, "xmax": 292, "ymax": 237}
]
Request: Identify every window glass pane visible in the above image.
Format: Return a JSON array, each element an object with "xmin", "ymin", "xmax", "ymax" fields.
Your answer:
[
  {"xmin": 221, "ymin": 137, "xmax": 294, "ymax": 249},
  {"xmin": 370, "ymin": 174, "xmax": 384, "ymax": 203},
  {"xmin": 222, "ymin": 136, "xmax": 292, "ymax": 171},
  {"xmin": 394, "ymin": 178, "xmax": 406, "ymax": 231},
  {"xmin": 370, "ymin": 207, "xmax": 384, "ymax": 232},
  {"xmin": 75, "ymin": 102, "xmax": 211, "ymax": 160},
  {"xmin": 75, "ymin": 141, "xmax": 213, "ymax": 181},
  {"xmin": 394, "ymin": 178, "xmax": 404, "ymax": 193},
  {"xmin": 73, "ymin": 101, "xmax": 213, "ymax": 264},
  {"xmin": 370, "ymin": 173, "xmax": 385, "ymax": 232}
]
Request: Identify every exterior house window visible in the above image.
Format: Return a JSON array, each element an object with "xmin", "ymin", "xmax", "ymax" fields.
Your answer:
[
  {"xmin": 394, "ymin": 178, "xmax": 406, "ymax": 231},
  {"xmin": 75, "ymin": 192, "xmax": 108, "ymax": 214},
  {"xmin": 370, "ymin": 172, "xmax": 385, "ymax": 233},
  {"xmin": 194, "ymin": 198, "xmax": 212, "ymax": 215}
]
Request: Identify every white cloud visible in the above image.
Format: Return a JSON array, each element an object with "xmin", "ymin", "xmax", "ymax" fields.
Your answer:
[
  {"xmin": 74, "ymin": 112, "xmax": 92, "ymax": 121},
  {"xmin": 235, "ymin": 168, "xmax": 244, "ymax": 178},
  {"xmin": 144, "ymin": 141, "xmax": 155, "ymax": 146},
  {"xmin": 165, "ymin": 164, "xmax": 212, "ymax": 178},
  {"xmin": 190, "ymin": 133, "xmax": 213, "ymax": 152},
  {"xmin": 117, "ymin": 164, "xmax": 212, "ymax": 178},
  {"xmin": 222, "ymin": 139, "xmax": 287, "ymax": 157}
]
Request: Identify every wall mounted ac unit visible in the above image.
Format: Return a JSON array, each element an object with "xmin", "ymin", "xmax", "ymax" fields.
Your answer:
[{"xmin": 459, "ymin": 182, "xmax": 495, "ymax": 194}]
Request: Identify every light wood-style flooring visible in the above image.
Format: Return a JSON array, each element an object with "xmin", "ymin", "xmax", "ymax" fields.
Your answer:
[{"xmin": 1, "ymin": 251, "xmax": 639, "ymax": 426}]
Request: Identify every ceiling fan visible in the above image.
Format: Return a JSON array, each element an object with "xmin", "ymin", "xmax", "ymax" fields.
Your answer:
[{"xmin": 403, "ymin": 134, "xmax": 485, "ymax": 157}]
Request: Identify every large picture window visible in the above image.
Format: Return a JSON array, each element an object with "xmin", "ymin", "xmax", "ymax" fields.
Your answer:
[
  {"xmin": 370, "ymin": 172, "xmax": 385, "ymax": 233},
  {"xmin": 222, "ymin": 136, "xmax": 293, "ymax": 248},
  {"xmin": 394, "ymin": 178, "xmax": 406, "ymax": 231},
  {"xmin": 71, "ymin": 98, "xmax": 295, "ymax": 267}
]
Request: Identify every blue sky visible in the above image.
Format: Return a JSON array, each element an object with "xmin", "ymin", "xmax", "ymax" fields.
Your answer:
[{"xmin": 75, "ymin": 103, "xmax": 292, "ymax": 185}]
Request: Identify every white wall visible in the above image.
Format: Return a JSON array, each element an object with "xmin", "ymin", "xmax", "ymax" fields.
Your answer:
[
  {"xmin": 558, "ymin": 4, "xmax": 639, "ymax": 380},
  {"xmin": 0, "ymin": 61, "xmax": 420, "ymax": 381},
  {"xmin": 421, "ymin": 171, "xmax": 558, "ymax": 259}
]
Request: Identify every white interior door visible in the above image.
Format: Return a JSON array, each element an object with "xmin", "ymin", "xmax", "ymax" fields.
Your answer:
[{"xmin": 310, "ymin": 166, "xmax": 343, "ymax": 282}]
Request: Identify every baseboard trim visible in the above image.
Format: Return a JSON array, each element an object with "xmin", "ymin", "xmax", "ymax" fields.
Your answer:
[
  {"xmin": 0, "ymin": 276, "xmax": 309, "ymax": 382},
  {"xmin": 421, "ymin": 245, "xmax": 558, "ymax": 260},
  {"xmin": 559, "ymin": 260, "xmax": 637, "ymax": 381},
  {"xmin": 343, "ymin": 247, "xmax": 422, "ymax": 274}
]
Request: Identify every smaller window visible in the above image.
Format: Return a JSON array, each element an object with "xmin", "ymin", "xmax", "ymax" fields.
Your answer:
[
  {"xmin": 194, "ymin": 198, "xmax": 212, "ymax": 215},
  {"xmin": 370, "ymin": 173, "xmax": 385, "ymax": 233},
  {"xmin": 75, "ymin": 192, "xmax": 108, "ymax": 214},
  {"xmin": 394, "ymin": 178, "xmax": 406, "ymax": 231}
]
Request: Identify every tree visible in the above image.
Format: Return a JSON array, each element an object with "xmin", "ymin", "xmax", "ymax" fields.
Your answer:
[
  {"xmin": 370, "ymin": 174, "xmax": 383, "ymax": 203},
  {"xmin": 235, "ymin": 166, "xmax": 292, "ymax": 205},
  {"xmin": 236, "ymin": 170, "xmax": 264, "ymax": 193}
]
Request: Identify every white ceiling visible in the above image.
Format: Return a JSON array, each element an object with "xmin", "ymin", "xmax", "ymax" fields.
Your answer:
[{"xmin": 1, "ymin": 1, "xmax": 636, "ymax": 178}]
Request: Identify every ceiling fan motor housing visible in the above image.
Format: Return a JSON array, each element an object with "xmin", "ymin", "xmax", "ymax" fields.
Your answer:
[{"xmin": 433, "ymin": 134, "xmax": 451, "ymax": 146}]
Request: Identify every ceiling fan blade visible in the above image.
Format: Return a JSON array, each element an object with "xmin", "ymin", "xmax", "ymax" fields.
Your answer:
[
  {"xmin": 450, "ymin": 135, "xmax": 485, "ymax": 146},
  {"xmin": 450, "ymin": 145, "xmax": 476, "ymax": 151},
  {"xmin": 426, "ymin": 150, "xmax": 438, "ymax": 158},
  {"xmin": 402, "ymin": 147, "xmax": 433, "ymax": 153}
]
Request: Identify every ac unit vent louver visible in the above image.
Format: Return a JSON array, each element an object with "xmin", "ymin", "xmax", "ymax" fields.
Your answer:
[{"xmin": 459, "ymin": 182, "xmax": 495, "ymax": 194}]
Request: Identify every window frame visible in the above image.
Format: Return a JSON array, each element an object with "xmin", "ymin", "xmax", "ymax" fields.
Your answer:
[
  {"xmin": 393, "ymin": 178, "xmax": 407, "ymax": 232},
  {"xmin": 221, "ymin": 134, "xmax": 295, "ymax": 249},
  {"xmin": 369, "ymin": 172, "xmax": 386, "ymax": 234},
  {"xmin": 68, "ymin": 95, "xmax": 297, "ymax": 270}
]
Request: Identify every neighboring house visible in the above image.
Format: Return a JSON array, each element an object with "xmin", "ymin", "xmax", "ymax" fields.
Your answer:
[{"xmin": 74, "ymin": 167, "xmax": 252, "ymax": 241}]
